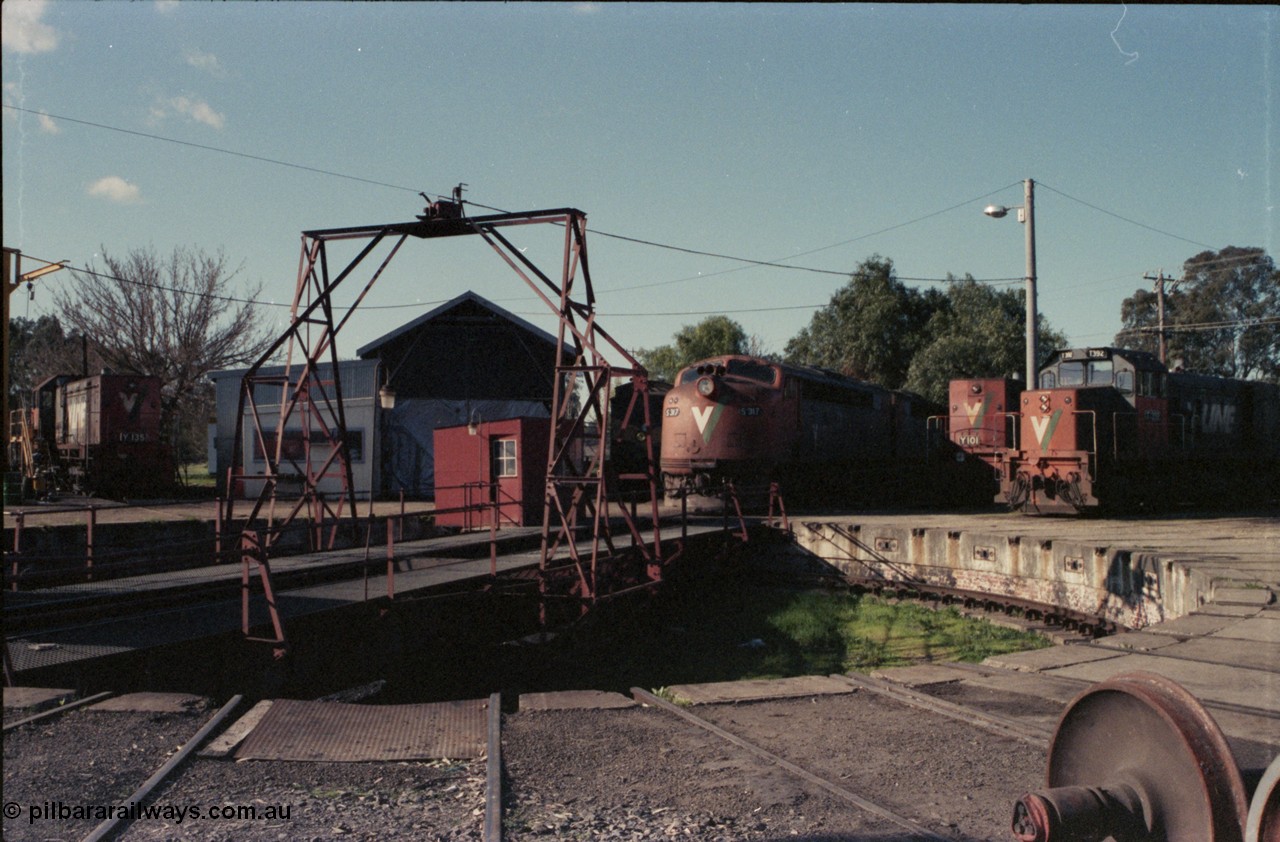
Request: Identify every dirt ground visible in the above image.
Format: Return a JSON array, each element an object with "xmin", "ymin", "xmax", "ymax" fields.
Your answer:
[{"xmin": 4, "ymin": 689, "xmax": 1043, "ymax": 841}]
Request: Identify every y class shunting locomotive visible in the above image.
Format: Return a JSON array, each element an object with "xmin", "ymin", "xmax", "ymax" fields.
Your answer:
[
  {"xmin": 947, "ymin": 347, "xmax": 1280, "ymax": 514},
  {"xmin": 8, "ymin": 373, "xmax": 176, "ymax": 499}
]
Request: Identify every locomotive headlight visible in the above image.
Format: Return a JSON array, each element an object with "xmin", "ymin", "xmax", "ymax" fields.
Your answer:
[{"xmin": 696, "ymin": 377, "xmax": 716, "ymax": 398}]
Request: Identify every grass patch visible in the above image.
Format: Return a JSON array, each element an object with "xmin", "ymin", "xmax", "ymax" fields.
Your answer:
[
  {"xmin": 541, "ymin": 582, "xmax": 1050, "ymax": 696},
  {"xmin": 179, "ymin": 462, "xmax": 217, "ymax": 489},
  {"xmin": 756, "ymin": 590, "xmax": 1048, "ymax": 675}
]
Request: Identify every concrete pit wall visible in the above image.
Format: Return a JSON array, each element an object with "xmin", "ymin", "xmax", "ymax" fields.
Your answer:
[{"xmin": 793, "ymin": 522, "xmax": 1219, "ymax": 630}]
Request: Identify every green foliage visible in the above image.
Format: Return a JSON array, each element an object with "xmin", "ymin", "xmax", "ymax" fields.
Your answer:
[
  {"xmin": 1116, "ymin": 246, "xmax": 1279, "ymax": 381},
  {"xmin": 784, "ymin": 256, "xmax": 936, "ymax": 388},
  {"xmin": 6, "ymin": 314, "xmax": 104, "ymax": 403},
  {"xmin": 635, "ymin": 315, "xmax": 749, "ymax": 382},
  {"xmin": 905, "ymin": 278, "xmax": 1067, "ymax": 403},
  {"xmin": 785, "ymin": 257, "xmax": 1067, "ymax": 403}
]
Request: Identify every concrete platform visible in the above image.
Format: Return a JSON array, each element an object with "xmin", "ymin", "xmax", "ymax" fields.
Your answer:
[
  {"xmin": 1212, "ymin": 613, "xmax": 1280, "ymax": 643},
  {"xmin": 200, "ymin": 699, "xmax": 274, "ymax": 758},
  {"xmin": 2, "ymin": 686, "xmax": 75, "ymax": 711},
  {"xmin": 87, "ymin": 692, "xmax": 207, "ymax": 713},
  {"xmin": 663, "ymin": 675, "xmax": 855, "ymax": 705},
  {"xmin": 519, "ymin": 690, "xmax": 636, "ymax": 711}
]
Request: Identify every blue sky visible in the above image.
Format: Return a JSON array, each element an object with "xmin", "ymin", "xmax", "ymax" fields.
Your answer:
[{"xmin": 3, "ymin": 2, "xmax": 1276, "ymax": 365}]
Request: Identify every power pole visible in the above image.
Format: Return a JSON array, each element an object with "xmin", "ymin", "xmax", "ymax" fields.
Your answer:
[
  {"xmin": 3, "ymin": 248, "xmax": 69, "ymax": 471},
  {"xmin": 1143, "ymin": 270, "xmax": 1178, "ymax": 364}
]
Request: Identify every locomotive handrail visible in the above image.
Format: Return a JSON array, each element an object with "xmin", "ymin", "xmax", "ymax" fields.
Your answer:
[
  {"xmin": 1070, "ymin": 410, "xmax": 1098, "ymax": 482},
  {"xmin": 1002, "ymin": 411, "xmax": 1021, "ymax": 450}
]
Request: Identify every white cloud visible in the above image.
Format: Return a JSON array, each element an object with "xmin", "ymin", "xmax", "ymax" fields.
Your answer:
[
  {"xmin": 154, "ymin": 0, "xmax": 179, "ymax": 14},
  {"xmin": 2, "ymin": 0, "xmax": 60, "ymax": 55},
  {"xmin": 87, "ymin": 176, "xmax": 142, "ymax": 204},
  {"xmin": 172, "ymin": 96, "xmax": 225, "ymax": 129},
  {"xmin": 184, "ymin": 48, "xmax": 223, "ymax": 76},
  {"xmin": 37, "ymin": 112, "xmax": 59, "ymax": 134},
  {"xmin": 152, "ymin": 94, "xmax": 226, "ymax": 130}
]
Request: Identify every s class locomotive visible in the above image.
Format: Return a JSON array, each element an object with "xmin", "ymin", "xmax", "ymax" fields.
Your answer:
[
  {"xmin": 9, "ymin": 373, "xmax": 176, "ymax": 499},
  {"xmin": 659, "ymin": 355, "xmax": 936, "ymax": 505},
  {"xmin": 949, "ymin": 347, "xmax": 1280, "ymax": 514}
]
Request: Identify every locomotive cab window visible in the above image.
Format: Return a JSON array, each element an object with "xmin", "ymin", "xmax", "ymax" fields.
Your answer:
[
  {"xmin": 1059, "ymin": 361, "xmax": 1085, "ymax": 386},
  {"xmin": 1040, "ymin": 371, "xmax": 1057, "ymax": 389},
  {"xmin": 725, "ymin": 359, "xmax": 778, "ymax": 385},
  {"xmin": 1087, "ymin": 360, "xmax": 1113, "ymax": 386},
  {"xmin": 1116, "ymin": 370, "xmax": 1134, "ymax": 396}
]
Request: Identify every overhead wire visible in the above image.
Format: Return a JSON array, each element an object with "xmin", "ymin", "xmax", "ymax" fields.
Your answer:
[
  {"xmin": 8, "ymin": 104, "xmax": 1271, "ymax": 329},
  {"xmin": 5, "ymin": 104, "xmax": 1023, "ymax": 289}
]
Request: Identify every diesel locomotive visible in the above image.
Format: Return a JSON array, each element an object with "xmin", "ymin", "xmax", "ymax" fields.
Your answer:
[
  {"xmin": 658, "ymin": 355, "xmax": 936, "ymax": 505},
  {"xmin": 949, "ymin": 348, "xmax": 1280, "ymax": 514},
  {"xmin": 9, "ymin": 373, "xmax": 176, "ymax": 499}
]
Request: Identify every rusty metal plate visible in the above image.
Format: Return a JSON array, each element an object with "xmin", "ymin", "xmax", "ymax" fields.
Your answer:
[{"xmin": 234, "ymin": 698, "xmax": 488, "ymax": 761}]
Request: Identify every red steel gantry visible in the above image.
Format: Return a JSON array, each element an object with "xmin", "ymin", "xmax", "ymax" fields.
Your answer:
[{"xmin": 225, "ymin": 194, "xmax": 670, "ymax": 651}]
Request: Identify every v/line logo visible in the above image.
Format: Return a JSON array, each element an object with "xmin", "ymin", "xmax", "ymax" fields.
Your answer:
[{"xmin": 1029, "ymin": 410, "xmax": 1063, "ymax": 449}]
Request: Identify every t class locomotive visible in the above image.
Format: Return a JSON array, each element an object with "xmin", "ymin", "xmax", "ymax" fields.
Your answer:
[{"xmin": 959, "ymin": 347, "xmax": 1280, "ymax": 514}]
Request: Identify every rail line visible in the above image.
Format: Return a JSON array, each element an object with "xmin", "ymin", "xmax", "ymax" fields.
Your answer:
[
  {"xmin": 77, "ymin": 696, "xmax": 244, "ymax": 842},
  {"xmin": 832, "ymin": 671, "xmax": 1053, "ymax": 746},
  {"xmin": 629, "ymin": 686, "xmax": 954, "ymax": 841}
]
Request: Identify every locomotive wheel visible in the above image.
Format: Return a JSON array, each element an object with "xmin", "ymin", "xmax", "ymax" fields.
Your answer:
[
  {"xmin": 1247, "ymin": 755, "xmax": 1280, "ymax": 842},
  {"xmin": 1012, "ymin": 671, "xmax": 1248, "ymax": 842}
]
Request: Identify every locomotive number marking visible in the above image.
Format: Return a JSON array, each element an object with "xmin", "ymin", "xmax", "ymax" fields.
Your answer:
[
  {"xmin": 956, "ymin": 434, "xmax": 982, "ymax": 447},
  {"xmin": 665, "ymin": 408, "xmax": 680, "ymax": 417},
  {"xmin": 119, "ymin": 432, "xmax": 148, "ymax": 443},
  {"xmin": 738, "ymin": 406, "xmax": 761, "ymax": 417}
]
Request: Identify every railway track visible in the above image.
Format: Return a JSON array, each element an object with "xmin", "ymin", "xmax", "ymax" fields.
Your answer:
[{"xmin": 6, "ymin": 666, "xmax": 1273, "ymax": 841}]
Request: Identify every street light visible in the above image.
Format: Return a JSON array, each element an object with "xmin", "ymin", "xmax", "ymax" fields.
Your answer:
[{"xmin": 983, "ymin": 179, "xmax": 1038, "ymax": 387}]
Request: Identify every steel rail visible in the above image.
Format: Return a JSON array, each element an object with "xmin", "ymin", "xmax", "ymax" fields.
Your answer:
[
  {"xmin": 80, "ymin": 695, "xmax": 244, "ymax": 842},
  {"xmin": 2, "ymin": 691, "xmax": 115, "ymax": 732},
  {"xmin": 831, "ymin": 672, "xmax": 1052, "ymax": 746},
  {"xmin": 630, "ymin": 687, "xmax": 952, "ymax": 841},
  {"xmin": 484, "ymin": 692, "xmax": 502, "ymax": 842}
]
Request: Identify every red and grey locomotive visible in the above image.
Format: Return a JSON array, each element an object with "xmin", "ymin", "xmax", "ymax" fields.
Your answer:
[
  {"xmin": 989, "ymin": 347, "xmax": 1279, "ymax": 513},
  {"xmin": 659, "ymin": 355, "xmax": 935, "ymax": 504}
]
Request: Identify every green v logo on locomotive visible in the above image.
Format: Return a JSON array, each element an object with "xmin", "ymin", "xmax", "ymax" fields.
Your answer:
[
  {"xmin": 1030, "ymin": 410, "xmax": 1064, "ymax": 450},
  {"xmin": 691, "ymin": 404, "xmax": 726, "ymax": 444}
]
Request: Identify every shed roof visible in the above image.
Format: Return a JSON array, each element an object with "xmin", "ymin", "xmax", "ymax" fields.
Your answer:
[{"xmin": 355, "ymin": 290, "xmax": 558, "ymax": 359}]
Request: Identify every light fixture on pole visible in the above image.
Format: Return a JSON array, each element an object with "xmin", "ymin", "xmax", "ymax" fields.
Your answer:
[{"xmin": 983, "ymin": 178, "xmax": 1038, "ymax": 387}]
